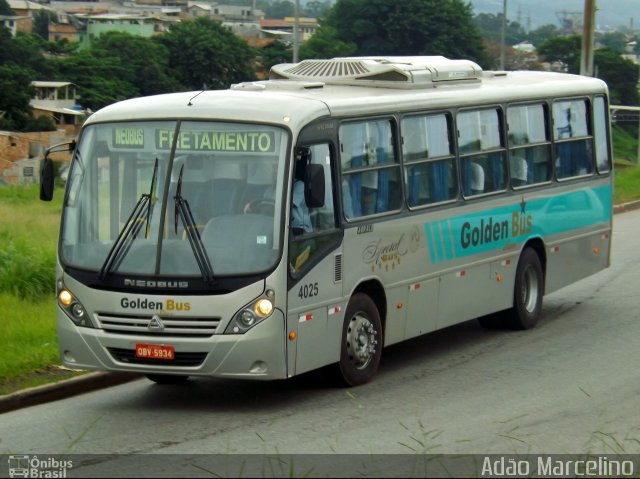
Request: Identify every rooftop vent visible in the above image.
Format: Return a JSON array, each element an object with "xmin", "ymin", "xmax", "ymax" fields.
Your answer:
[{"xmin": 269, "ymin": 56, "xmax": 482, "ymax": 89}]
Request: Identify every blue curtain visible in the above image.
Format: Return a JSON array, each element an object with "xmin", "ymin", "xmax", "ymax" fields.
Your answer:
[
  {"xmin": 430, "ymin": 162, "xmax": 448, "ymax": 202},
  {"xmin": 490, "ymin": 153, "xmax": 504, "ymax": 190},
  {"xmin": 348, "ymin": 125, "xmax": 364, "ymax": 217}
]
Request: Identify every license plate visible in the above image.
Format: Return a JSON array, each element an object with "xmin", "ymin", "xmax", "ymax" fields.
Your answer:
[{"xmin": 135, "ymin": 343, "xmax": 174, "ymax": 360}]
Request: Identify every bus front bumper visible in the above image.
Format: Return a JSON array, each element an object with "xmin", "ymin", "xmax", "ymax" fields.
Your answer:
[{"xmin": 57, "ymin": 308, "xmax": 288, "ymax": 380}]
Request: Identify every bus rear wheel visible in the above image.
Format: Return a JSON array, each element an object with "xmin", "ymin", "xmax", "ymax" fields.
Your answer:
[
  {"xmin": 508, "ymin": 248, "xmax": 544, "ymax": 330},
  {"xmin": 478, "ymin": 248, "xmax": 544, "ymax": 330},
  {"xmin": 146, "ymin": 374, "xmax": 190, "ymax": 384},
  {"xmin": 338, "ymin": 293, "xmax": 382, "ymax": 386}
]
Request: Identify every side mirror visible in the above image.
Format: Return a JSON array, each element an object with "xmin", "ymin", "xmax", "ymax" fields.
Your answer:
[
  {"xmin": 40, "ymin": 158, "xmax": 54, "ymax": 201},
  {"xmin": 39, "ymin": 140, "xmax": 76, "ymax": 201},
  {"xmin": 305, "ymin": 163, "xmax": 325, "ymax": 208}
]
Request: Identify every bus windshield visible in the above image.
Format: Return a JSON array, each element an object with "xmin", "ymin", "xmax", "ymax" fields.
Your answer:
[{"xmin": 60, "ymin": 120, "xmax": 288, "ymax": 278}]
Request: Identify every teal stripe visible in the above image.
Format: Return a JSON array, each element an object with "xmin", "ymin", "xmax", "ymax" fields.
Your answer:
[
  {"xmin": 449, "ymin": 185, "xmax": 612, "ymax": 259},
  {"xmin": 424, "ymin": 223, "xmax": 438, "ymax": 264},
  {"xmin": 433, "ymin": 223, "xmax": 445, "ymax": 263},
  {"xmin": 441, "ymin": 219, "xmax": 454, "ymax": 260}
]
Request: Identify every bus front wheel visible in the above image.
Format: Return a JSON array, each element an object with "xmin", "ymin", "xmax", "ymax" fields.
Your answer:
[
  {"xmin": 338, "ymin": 293, "xmax": 383, "ymax": 386},
  {"xmin": 509, "ymin": 248, "xmax": 544, "ymax": 330}
]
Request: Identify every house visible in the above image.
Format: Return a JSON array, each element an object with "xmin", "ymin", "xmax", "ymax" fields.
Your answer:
[
  {"xmin": 260, "ymin": 17, "xmax": 318, "ymax": 43},
  {"xmin": 5, "ymin": 0, "xmax": 50, "ymax": 34},
  {"xmin": 30, "ymin": 81, "xmax": 87, "ymax": 135}
]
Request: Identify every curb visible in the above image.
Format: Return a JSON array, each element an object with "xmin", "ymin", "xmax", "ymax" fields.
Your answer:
[
  {"xmin": 613, "ymin": 200, "xmax": 640, "ymax": 214},
  {"xmin": 0, "ymin": 372, "xmax": 141, "ymax": 414}
]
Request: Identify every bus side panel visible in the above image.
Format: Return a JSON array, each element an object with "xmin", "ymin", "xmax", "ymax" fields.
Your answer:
[
  {"xmin": 383, "ymin": 285, "xmax": 408, "ymax": 346},
  {"xmin": 287, "ymin": 248, "xmax": 346, "ymax": 376},
  {"xmin": 405, "ymin": 277, "xmax": 439, "ymax": 340},
  {"xmin": 545, "ymin": 229, "xmax": 611, "ymax": 294},
  {"xmin": 437, "ymin": 263, "xmax": 500, "ymax": 330}
]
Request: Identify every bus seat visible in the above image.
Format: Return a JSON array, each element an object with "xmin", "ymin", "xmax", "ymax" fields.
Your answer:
[
  {"xmin": 242, "ymin": 163, "xmax": 276, "ymax": 209},
  {"xmin": 202, "ymin": 214, "xmax": 275, "ymax": 272},
  {"xmin": 196, "ymin": 162, "xmax": 247, "ymax": 219},
  {"xmin": 510, "ymin": 154, "xmax": 528, "ymax": 187},
  {"xmin": 470, "ymin": 162, "xmax": 485, "ymax": 195}
]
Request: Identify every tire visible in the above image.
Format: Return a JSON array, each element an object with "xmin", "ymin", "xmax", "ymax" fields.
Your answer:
[
  {"xmin": 146, "ymin": 374, "xmax": 190, "ymax": 384},
  {"xmin": 338, "ymin": 293, "xmax": 383, "ymax": 386},
  {"xmin": 508, "ymin": 248, "xmax": 544, "ymax": 330}
]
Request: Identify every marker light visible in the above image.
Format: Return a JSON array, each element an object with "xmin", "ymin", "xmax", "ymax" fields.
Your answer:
[{"xmin": 58, "ymin": 289, "xmax": 73, "ymax": 307}]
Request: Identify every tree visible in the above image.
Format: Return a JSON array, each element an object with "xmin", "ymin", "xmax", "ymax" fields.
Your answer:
[
  {"xmin": 594, "ymin": 49, "xmax": 639, "ymax": 106},
  {"xmin": 33, "ymin": 10, "xmax": 57, "ymax": 40},
  {"xmin": 317, "ymin": 0, "xmax": 488, "ymax": 66},
  {"xmin": 474, "ymin": 13, "xmax": 527, "ymax": 45},
  {"xmin": 303, "ymin": 0, "xmax": 331, "ymax": 20},
  {"xmin": 93, "ymin": 31, "xmax": 181, "ymax": 96},
  {"xmin": 526, "ymin": 24, "xmax": 560, "ymax": 48},
  {"xmin": 265, "ymin": 0, "xmax": 294, "ymax": 19},
  {"xmin": 299, "ymin": 26, "xmax": 357, "ymax": 60},
  {"xmin": 56, "ymin": 49, "xmax": 138, "ymax": 111},
  {"xmin": 158, "ymin": 17, "xmax": 256, "ymax": 90},
  {"xmin": 537, "ymin": 35, "xmax": 581, "ymax": 73},
  {"xmin": 0, "ymin": 0, "xmax": 13, "ymax": 15},
  {"xmin": 597, "ymin": 32, "xmax": 628, "ymax": 54},
  {"xmin": 259, "ymin": 40, "xmax": 292, "ymax": 72},
  {"xmin": 0, "ymin": 64, "xmax": 35, "ymax": 131}
]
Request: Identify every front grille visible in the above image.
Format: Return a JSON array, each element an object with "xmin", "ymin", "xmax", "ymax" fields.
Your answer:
[
  {"xmin": 97, "ymin": 312, "xmax": 220, "ymax": 338},
  {"xmin": 108, "ymin": 348, "xmax": 208, "ymax": 367}
]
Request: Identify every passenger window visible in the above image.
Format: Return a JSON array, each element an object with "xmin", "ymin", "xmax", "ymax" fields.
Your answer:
[
  {"xmin": 593, "ymin": 96, "xmax": 611, "ymax": 173},
  {"xmin": 402, "ymin": 113, "xmax": 457, "ymax": 207},
  {"xmin": 340, "ymin": 119, "xmax": 402, "ymax": 219},
  {"xmin": 507, "ymin": 104, "xmax": 552, "ymax": 187},
  {"xmin": 553, "ymin": 99, "xmax": 594, "ymax": 179},
  {"xmin": 457, "ymin": 108, "xmax": 507, "ymax": 196}
]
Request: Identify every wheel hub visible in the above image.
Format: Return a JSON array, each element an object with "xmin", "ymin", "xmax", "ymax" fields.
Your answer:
[{"xmin": 346, "ymin": 313, "xmax": 378, "ymax": 369}]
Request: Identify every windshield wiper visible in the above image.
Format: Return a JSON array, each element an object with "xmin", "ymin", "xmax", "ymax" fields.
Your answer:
[
  {"xmin": 99, "ymin": 158, "xmax": 159, "ymax": 279},
  {"xmin": 174, "ymin": 165, "xmax": 215, "ymax": 284}
]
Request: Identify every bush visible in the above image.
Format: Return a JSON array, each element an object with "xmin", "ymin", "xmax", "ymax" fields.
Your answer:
[{"xmin": 0, "ymin": 234, "xmax": 56, "ymax": 298}]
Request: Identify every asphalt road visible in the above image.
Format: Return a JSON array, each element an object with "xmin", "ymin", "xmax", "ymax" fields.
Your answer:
[{"xmin": 1, "ymin": 210, "xmax": 639, "ymax": 475}]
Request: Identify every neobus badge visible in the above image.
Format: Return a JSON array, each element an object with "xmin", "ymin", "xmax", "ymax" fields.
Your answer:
[{"xmin": 113, "ymin": 127, "xmax": 144, "ymax": 148}]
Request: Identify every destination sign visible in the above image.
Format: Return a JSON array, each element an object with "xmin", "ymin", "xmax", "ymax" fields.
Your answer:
[
  {"xmin": 111, "ymin": 128, "xmax": 277, "ymax": 153},
  {"xmin": 156, "ymin": 130, "xmax": 276, "ymax": 153}
]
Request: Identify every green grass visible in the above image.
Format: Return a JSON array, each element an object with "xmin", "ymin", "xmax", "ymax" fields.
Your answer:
[
  {"xmin": 612, "ymin": 124, "xmax": 639, "ymax": 165},
  {"xmin": 0, "ymin": 185, "xmax": 64, "ymax": 393},
  {"xmin": 0, "ymin": 293, "xmax": 60, "ymax": 389}
]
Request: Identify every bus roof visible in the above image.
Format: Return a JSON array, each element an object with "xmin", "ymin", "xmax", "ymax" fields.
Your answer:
[{"xmin": 85, "ymin": 56, "xmax": 608, "ymax": 130}]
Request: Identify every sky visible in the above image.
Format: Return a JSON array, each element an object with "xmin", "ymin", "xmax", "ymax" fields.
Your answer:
[{"xmin": 468, "ymin": 0, "xmax": 639, "ymax": 30}]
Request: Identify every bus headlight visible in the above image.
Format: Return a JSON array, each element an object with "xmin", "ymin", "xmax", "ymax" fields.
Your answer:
[
  {"xmin": 225, "ymin": 294, "xmax": 275, "ymax": 334},
  {"xmin": 58, "ymin": 287, "xmax": 94, "ymax": 329}
]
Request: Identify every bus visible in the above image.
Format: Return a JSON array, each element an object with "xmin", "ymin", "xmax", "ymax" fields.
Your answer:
[{"xmin": 40, "ymin": 56, "xmax": 612, "ymax": 386}]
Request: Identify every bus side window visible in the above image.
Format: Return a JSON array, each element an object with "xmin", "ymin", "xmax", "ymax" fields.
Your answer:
[
  {"xmin": 553, "ymin": 99, "xmax": 593, "ymax": 179},
  {"xmin": 458, "ymin": 108, "xmax": 506, "ymax": 196},
  {"xmin": 402, "ymin": 113, "xmax": 456, "ymax": 207},
  {"xmin": 289, "ymin": 143, "xmax": 340, "ymax": 274},
  {"xmin": 340, "ymin": 119, "xmax": 401, "ymax": 219}
]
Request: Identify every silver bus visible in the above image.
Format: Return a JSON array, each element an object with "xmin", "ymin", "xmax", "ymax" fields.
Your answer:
[{"xmin": 40, "ymin": 56, "xmax": 612, "ymax": 386}]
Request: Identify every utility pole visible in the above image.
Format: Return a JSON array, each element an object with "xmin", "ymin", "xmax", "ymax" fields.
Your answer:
[
  {"xmin": 500, "ymin": 0, "xmax": 508, "ymax": 70},
  {"xmin": 580, "ymin": 0, "xmax": 596, "ymax": 76},
  {"xmin": 293, "ymin": 0, "xmax": 300, "ymax": 63}
]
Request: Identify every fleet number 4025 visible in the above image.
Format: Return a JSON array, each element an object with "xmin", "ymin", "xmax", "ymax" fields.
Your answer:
[{"xmin": 298, "ymin": 282, "xmax": 319, "ymax": 299}]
